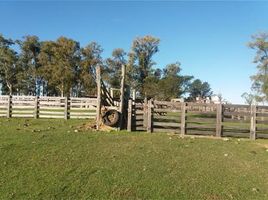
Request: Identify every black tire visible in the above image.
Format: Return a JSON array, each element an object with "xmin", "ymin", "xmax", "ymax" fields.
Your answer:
[{"xmin": 102, "ymin": 109, "xmax": 120, "ymax": 127}]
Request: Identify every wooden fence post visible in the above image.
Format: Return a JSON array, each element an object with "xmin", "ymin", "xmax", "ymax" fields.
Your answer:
[
  {"xmin": 127, "ymin": 99, "xmax": 132, "ymax": 132},
  {"xmin": 250, "ymin": 104, "xmax": 256, "ymax": 140},
  {"xmin": 216, "ymin": 103, "xmax": 223, "ymax": 137},
  {"xmin": 181, "ymin": 102, "xmax": 186, "ymax": 136},
  {"xmin": 119, "ymin": 64, "xmax": 126, "ymax": 130},
  {"xmin": 147, "ymin": 99, "xmax": 153, "ymax": 133},
  {"xmin": 143, "ymin": 98, "xmax": 148, "ymax": 129},
  {"xmin": 96, "ymin": 65, "xmax": 102, "ymax": 130},
  {"xmin": 64, "ymin": 97, "xmax": 70, "ymax": 120},
  {"xmin": 7, "ymin": 95, "xmax": 11, "ymax": 118},
  {"xmin": 34, "ymin": 96, "xmax": 39, "ymax": 119}
]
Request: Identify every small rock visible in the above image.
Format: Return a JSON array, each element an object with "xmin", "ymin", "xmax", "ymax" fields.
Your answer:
[
  {"xmin": 252, "ymin": 188, "xmax": 259, "ymax": 192},
  {"xmin": 224, "ymin": 153, "xmax": 228, "ymax": 157},
  {"xmin": 74, "ymin": 129, "xmax": 78, "ymax": 133},
  {"xmin": 237, "ymin": 139, "xmax": 241, "ymax": 142}
]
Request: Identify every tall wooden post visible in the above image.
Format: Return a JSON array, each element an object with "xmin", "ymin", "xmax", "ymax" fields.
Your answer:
[
  {"xmin": 147, "ymin": 99, "xmax": 153, "ymax": 133},
  {"xmin": 143, "ymin": 97, "xmax": 148, "ymax": 129},
  {"xmin": 181, "ymin": 102, "xmax": 186, "ymax": 136},
  {"xmin": 7, "ymin": 95, "xmax": 11, "ymax": 118},
  {"xmin": 119, "ymin": 64, "xmax": 126, "ymax": 130},
  {"xmin": 216, "ymin": 104, "xmax": 223, "ymax": 137},
  {"xmin": 250, "ymin": 104, "xmax": 256, "ymax": 140},
  {"xmin": 96, "ymin": 65, "xmax": 102, "ymax": 130},
  {"xmin": 64, "ymin": 96, "xmax": 70, "ymax": 120},
  {"xmin": 34, "ymin": 96, "xmax": 39, "ymax": 119},
  {"xmin": 127, "ymin": 99, "xmax": 133, "ymax": 132}
]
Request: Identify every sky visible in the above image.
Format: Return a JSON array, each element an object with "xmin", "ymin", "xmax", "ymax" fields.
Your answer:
[{"xmin": 0, "ymin": 0, "xmax": 267, "ymax": 103}]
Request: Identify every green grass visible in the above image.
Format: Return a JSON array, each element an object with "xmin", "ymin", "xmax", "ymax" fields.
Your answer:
[{"xmin": 1, "ymin": 118, "xmax": 268, "ymax": 199}]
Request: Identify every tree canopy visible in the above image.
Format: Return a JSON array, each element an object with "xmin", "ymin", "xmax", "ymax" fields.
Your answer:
[
  {"xmin": 248, "ymin": 32, "xmax": 268, "ymax": 102},
  {"xmin": 0, "ymin": 33, "xmax": 213, "ymax": 101}
]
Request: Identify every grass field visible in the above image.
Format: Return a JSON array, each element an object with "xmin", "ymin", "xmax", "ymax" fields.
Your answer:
[{"xmin": 0, "ymin": 118, "xmax": 268, "ymax": 199}]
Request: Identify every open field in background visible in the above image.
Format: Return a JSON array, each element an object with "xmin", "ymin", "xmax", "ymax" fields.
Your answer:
[{"xmin": 1, "ymin": 118, "xmax": 268, "ymax": 199}]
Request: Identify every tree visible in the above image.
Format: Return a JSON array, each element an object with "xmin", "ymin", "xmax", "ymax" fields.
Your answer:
[
  {"xmin": 0, "ymin": 34, "xmax": 18, "ymax": 95},
  {"xmin": 143, "ymin": 62, "xmax": 193, "ymax": 100},
  {"xmin": 38, "ymin": 37, "xmax": 80, "ymax": 97},
  {"xmin": 17, "ymin": 35, "xmax": 41, "ymax": 95},
  {"xmin": 248, "ymin": 32, "xmax": 268, "ymax": 101},
  {"xmin": 79, "ymin": 42, "xmax": 103, "ymax": 96},
  {"xmin": 241, "ymin": 92, "xmax": 255, "ymax": 105},
  {"xmin": 157, "ymin": 63, "xmax": 193, "ymax": 100},
  {"xmin": 130, "ymin": 35, "xmax": 160, "ymax": 96},
  {"xmin": 105, "ymin": 48, "xmax": 126, "ymax": 89},
  {"xmin": 188, "ymin": 79, "xmax": 212, "ymax": 100}
]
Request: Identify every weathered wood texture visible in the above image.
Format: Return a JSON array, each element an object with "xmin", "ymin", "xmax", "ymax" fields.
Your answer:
[
  {"xmin": 129, "ymin": 100, "xmax": 267, "ymax": 140},
  {"xmin": 0, "ymin": 95, "xmax": 97, "ymax": 119}
]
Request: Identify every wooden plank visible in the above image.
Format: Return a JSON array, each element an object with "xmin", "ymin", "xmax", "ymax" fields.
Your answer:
[
  {"xmin": 64, "ymin": 97, "xmax": 69, "ymax": 120},
  {"xmin": 256, "ymin": 112, "xmax": 268, "ymax": 117},
  {"xmin": 119, "ymin": 64, "xmax": 126, "ymax": 130},
  {"xmin": 34, "ymin": 96, "xmax": 39, "ymax": 119},
  {"xmin": 70, "ymin": 116, "xmax": 95, "ymax": 119},
  {"xmin": 216, "ymin": 104, "xmax": 222, "ymax": 137},
  {"xmin": 39, "ymin": 115, "xmax": 64, "ymax": 119},
  {"xmin": 154, "ymin": 108, "xmax": 180, "ymax": 113},
  {"xmin": 153, "ymin": 115, "xmax": 180, "ymax": 122},
  {"xmin": 257, "ymin": 133, "xmax": 268, "ymax": 139},
  {"xmin": 96, "ymin": 65, "xmax": 101, "ymax": 130},
  {"xmin": 223, "ymin": 118, "xmax": 250, "ymax": 123},
  {"xmin": 11, "ymin": 105, "xmax": 35, "ymax": 109},
  {"xmin": 256, "ymin": 127, "xmax": 268, "ymax": 131},
  {"xmin": 12, "ymin": 110, "xmax": 34, "ymax": 114},
  {"xmin": 143, "ymin": 98, "xmax": 148, "ymax": 129},
  {"xmin": 224, "ymin": 111, "xmax": 250, "ymax": 117},
  {"xmin": 70, "ymin": 107, "xmax": 96, "ymax": 111},
  {"xmin": 153, "ymin": 122, "xmax": 181, "ymax": 128},
  {"xmin": 181, "ymin": 102, "xmax": 186, "ymax": 136},
  {"xmin": 70, "ymin": 112, "xmax": 96, "ymax": 116},
  {"xmin": 223, "ymin": 104, "xmax": 250, "ymax": 109},
  {"xmin": 127, "ymin": 99, "xmax": 132, "ymax": 132},
  {"xmin": 39, "ymin": 111, "xmax": 64, "ymax": 115},
  {"xmin": 186, "ymin": 110, "xmax": 215, "ymax": 114},
  {"xmin": 223, "ymin": 126, "xmax": 249, "ymax": 130},
  {"xmin": 147, "ymin": 99, "xmax": 152, "ymax": 133},
  {"xmin": 38, "ymin": 107, "xmax": 64, "ymax": 110},
  {"xmin": 187, "ymin": 102, "xmax": 217, "ymax": 107},
  {"xmin": 7, "ymin": 95, "xmax": 11, "ymax": 118},
  {"xmin": 186, "ymin": 124, "xmax": 216, "ymax": 129},
  {"xmin": 256, "ymin": 120, "xmax": 268, "ymax": 124},
  {"xmin": 186, "ymin": 117, "xmax": 215, "ymax": 123},
  {"xmin": 11, "ymin": 114, "xmax": 34, "ymax": 118},
  {"xmin": 250, "ymin": 105, "xmax": 257, "ymax": 140}
]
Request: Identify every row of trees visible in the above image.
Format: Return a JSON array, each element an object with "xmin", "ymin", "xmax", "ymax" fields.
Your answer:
[{"xmin": 0, "ymin": 34, "xmax": 212, "ymax": 100}]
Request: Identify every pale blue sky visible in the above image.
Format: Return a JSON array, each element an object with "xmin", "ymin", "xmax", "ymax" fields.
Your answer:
[{"xmin": 0, "ymin": 1, "xmax": 267, "ymax": 103}]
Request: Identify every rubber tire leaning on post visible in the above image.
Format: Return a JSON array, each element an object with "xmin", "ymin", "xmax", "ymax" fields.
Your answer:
[{"xmin": 102, "ymin": 109, "xmax": 120, "ymax": 127}]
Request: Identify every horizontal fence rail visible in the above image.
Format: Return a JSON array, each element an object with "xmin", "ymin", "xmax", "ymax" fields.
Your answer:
[
  {"xmin": 127, "ymin": 100, "xmax": 268, "ymax": 140},
  {"xmin": 0, "ymin": 95, "xmax": 97, "ymax": 120}
]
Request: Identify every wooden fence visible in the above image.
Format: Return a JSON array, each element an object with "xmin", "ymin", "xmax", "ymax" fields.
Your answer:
[
  {"xmin": 0, "ymin": 95, "xmax": 97, "ymax": 119},
  {"xmin": 127, "ymin": 99, "xmax": 268, "ymax": 140}
]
